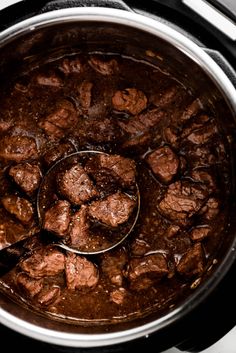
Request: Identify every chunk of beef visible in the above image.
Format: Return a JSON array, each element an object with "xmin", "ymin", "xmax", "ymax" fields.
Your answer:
[
  {"xmin": 118, "ymin": 109, "xmax": 165, "ymax": 147},
  {"xmin": 200, "ymin": 197, "xmax": 220, "ymax": 221},
  {"xmin": 69, "ymin": 205, "xmax": 90, "ymax": 246},
  {"xmin": 58, "ymin": 164, "xmax": 98, "ymax": 205},
  {"xmin": 0, "ymin": 119, "xmax": 13, "ymax": 132},
  {"xmin": 17, "ymin": 272, "xmax": 43, "ymax": 297},
  {"xmin": 165, "ymin": 224, "xmax": 181, "ymax": 238},
  {"xmin": 9, "ymin": 162, "xmax": 42, "ymax": 194},
  {"xmin": 185, "ymin": 145, "xmax": 216, "ymax": 168},
  {"xmin": 39, "ymin": 100, "xmax": 78, "ymax": 139},
  {"xmin": 150, "ymin": 85, "xmax": 179, "ymax": 108},
  {"xmin": 88, "ymin": 56, "xmax": 118, "ymax": 75},
  {"xmin": 177, "ymin": 243, "xmax": 204, "ymax": 277},
  {"xmin": 65, "ymin": 253, "xmax": 99, "ymax": 290},
  {"xmin": 163, "ymin": 126, "xmax": 179, "ymax": 147},
  {"xmin": 146, "ymin": 146, "xmax": 179, "ymax": 184},
  {"xmin": 179, "ymin": 99, "xmax": 202, "ymax": 123},
  {"xmin": 78, "ymin": 117, "xmax": 118, "ymax": 143},
  {"xmin": 79, "ymin": 81, "xmax": 93, "ymax": 109},
  {"xmin": 127, "ymin": 253, "xmax": 168, "ymax": 291},
  {"xmin": 0, "ymin": 135, "xmax": 38, "ymax": 162},
  {"xmin": 190, "ymin": 168, "xmax": 217, "ymax": 193},
  {"xmin": 110, "ymin": 288, "xmax": 126, "ymax": 305},
  {"xmin": 43, "ymin": 142, "xmax": 75, "ymax": 167},
  {"xmin": 36, "ymin": 286, "xmax": 61, "ymax": 306},
  {"xmin": 187, "ymin": 122, "xmax": 218, "ymax": 145},
  {"xmin": 190, "ymin": 225, "xmax": 211, "ymax": 241},
  {"xmin": 0, "ymin": 211, "xmax": 38, "ymax": 250},
  {"xmin": 158, "ymin": 181, "xmax": 208, "ymax": 225},
  {"xmin": 43, "ymin": 200, "xmax": 71, "ymax": 237},
  {"xmin": 98, "ymin": 154, "xmax": 136, "ymax": 187},
  {"xmin": 59, "ymin": 57, "xmax": 83, "ymax": 74},
  {"xmin": 112, "ymin": 88, "xmax": 147, "ymax": 115},
  {"xmin": 2, "ymin": 195, "xmax": 33, "ymax": 224},
  {"xmin": 36, "ymin": 73, "xmax": 62, "ymax": 87},
  {"xmin": 89, "ymin": 192, "xmax": 136, "ymax": 227},
  {"xmin": 101, "ymin": 247, "xmax": 128, "ymax": 286},
  {"xmin": 19, "ymin": 247, "xmax": 65, "ymax": 278},
  {"xmin": 181, "ymin": 114, "xmax": 210, "ymax": 139}
]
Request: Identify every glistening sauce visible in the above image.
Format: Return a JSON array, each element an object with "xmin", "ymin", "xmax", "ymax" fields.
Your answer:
[{"xmin": 0, "ymin": 52, "xmax": 230, "ymax": 324}]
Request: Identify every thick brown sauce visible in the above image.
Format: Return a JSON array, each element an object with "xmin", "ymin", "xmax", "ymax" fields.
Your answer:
[{"xmin": 0, "ymin": 52, "xmax": 230, "ymax": 324}]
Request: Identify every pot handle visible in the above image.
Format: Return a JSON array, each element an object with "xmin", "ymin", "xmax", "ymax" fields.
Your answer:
[{"xmin": 203, "ymin": 48, "xmax": 236, "ymax": 89}]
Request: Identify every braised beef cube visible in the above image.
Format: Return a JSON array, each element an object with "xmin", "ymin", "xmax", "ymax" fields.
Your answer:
[
  {"xmin": 36, "ymin": 286, "xmax": 61, "ymax": 306},
  {"xmin": 39, "ymin": 100, "xmax": 78, "ymax": 139},
  {"xmin": 98, "ymin": 154, "xmax": 136, "ymax": 187},
  {"xmin": 200, "ymin": 197, "xmax": 220, "ymax": 221},
  {"xmin": 127, "ymin": 253, "xmax": 168, "ymax": 291},
  {"xmin": 146, "ymin": 146, "xmax": 179, "ymax": 184},
  {"xmin": 17, "ymin": 272, "xmax": 43, "ymax": 297},
  {"xmin": 187, "ymin": 122, "xmax": 218, "ymax": 145},
  {"xmin": 2, "ymin": 195, "xmax": 33, "ymax": 224},
  {"xmin": 88, "ymin": 56, "xmax": 118, "ymax": 75},
  {"xmin": 89, "ymin": 192, "xmax": 136, "ymax": 227},
  {"xmin": 158, "ymin": 181, "xmax": 208, "ymax": 225},
  {"xmin": 69, "ymin": 205, "xmax": 90, "ymax": 246},
  {"xmin": 101, "ymin": 247, "xmax": 128, "ymax": 286},
  {"xmin": 190, "ymin": 225, "xmax": 211, "ymax": 241},
  {"xmin": 0, "ymin": 119, "xmax": 13, "ymax": 132},
  {"xmin": 110, "ymin": 288, "xmax": 126, "ymax": 305},
  {"xmin": 177, "ymin": 243, "xmax": 204, "ymax": 277},
  {"xmin": 36, "ymin": 73, "xmax": 62, "ymax": 87},
  {"xmin": 65, "ymin": 253, "xmax": 99, "ymax": 290},
  {"xmin": 0, "ymin": 211, "xmax": 38, "ymax": 250},
  {"xmin": 43, "ymin": 142, "xmax": 75, "ymax": 167},
  {"xmin": 59, "ymin": 57, "xmax": 83, "ymax": 74},
  {"xmin": 118, "ymin": 109, "xmax": 165, "ymax": 146},
  {"xmin": 112, "ymin": 88, "xmax": 147, "ymax": 115},
  {"xmin": 43, "ymin": 200, "xmax": 71, "ymax": 236},
  {"xmin": 190, "ymin": 168, "xmax": 217, "ymax": 192},
  {"xmin": 186, "ymin": 145, "xmax": 216, "ymax": 168},
  {"xmin": 87, "ymin": 168, "xmax": 118, "ymax": 196},
  {"xmin": 58, "ymin": 164, "xmax": 98, "ymax": 205},
  {"xmin": 19, "ymin": 246, "xmax": 65, "ymax": 278},
  {"xmin": 179, "ymin": 99, "xmax": 202, "ymax": 123},
  {"xmin": 181, "ymin": 114, "xmax": 210, "ymax": 139},
  {"xmin": 165, "ymin": 224, "xmax": 181, "ymax": 238},
  {"xmin": 163, "ymin": 126, "xmax": 179, "ymax": 147},
  {"xmin": 78, "ymin": 117, "xmax": 118, "ymax": 143},
  {"xmin": 150, "ymin": 85, "xmax": 179, "ymax": 108},
  {"xmin": 9, "ymin": 162, "xmax": 42, "ymax": 194},
  {"xmin": 79, "ymin": 81, "xmax": 93, "ymax": 109},
  {"xmin": 130, "ymin": 238, "xmax": 151, "ymax": 256},
  {"xmin": 0, "ymin": 135, "xmax": 38, "ymax": 162}
]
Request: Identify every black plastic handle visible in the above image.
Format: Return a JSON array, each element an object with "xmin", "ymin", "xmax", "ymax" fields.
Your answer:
[{"xmin": 204, "ymin": 48, "xmax": 236, "ymax": 89}]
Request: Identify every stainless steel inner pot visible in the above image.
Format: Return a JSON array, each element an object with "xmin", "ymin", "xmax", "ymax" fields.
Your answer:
[{"xmin": 0, "ymin": 6, "xmax": 236, "ymax": 348}]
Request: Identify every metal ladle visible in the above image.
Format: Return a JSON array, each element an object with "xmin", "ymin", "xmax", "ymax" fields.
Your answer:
[{"xmin": 37, "ymin": 150, "xmax": 140, "ymax": 255}]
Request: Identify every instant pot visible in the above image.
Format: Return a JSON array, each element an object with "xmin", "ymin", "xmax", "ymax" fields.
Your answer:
[{"xmin": 0, "ymin": 1, "xmax": 236, "ymax": 352}]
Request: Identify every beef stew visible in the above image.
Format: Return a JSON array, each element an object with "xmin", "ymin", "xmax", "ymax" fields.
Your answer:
[{"xmin": 0, "ymin": 52, "xmax": 231, "ymax": 325}]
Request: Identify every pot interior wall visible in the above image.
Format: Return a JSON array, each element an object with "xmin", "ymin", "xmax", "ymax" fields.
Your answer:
[{"xmin": 0, "ymin": 20, "xmax": 236, "ymax": 335}]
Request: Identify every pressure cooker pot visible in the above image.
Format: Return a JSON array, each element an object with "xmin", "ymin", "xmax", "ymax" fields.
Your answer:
[{"xmin": 0, "ymin": 0, "xmax": 236, "ymax": 349}]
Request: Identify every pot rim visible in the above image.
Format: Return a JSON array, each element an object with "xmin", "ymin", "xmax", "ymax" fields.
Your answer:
[{"xmin": 0, "ymin": 7, "xmax": 236, "ymax": 348}]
